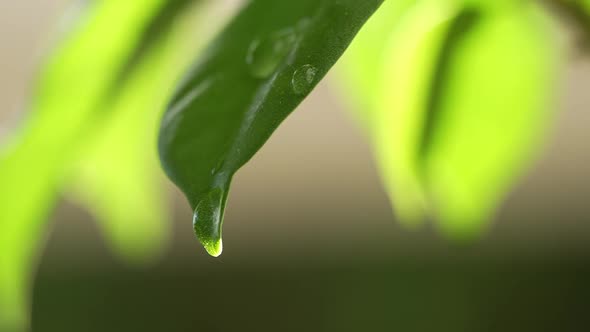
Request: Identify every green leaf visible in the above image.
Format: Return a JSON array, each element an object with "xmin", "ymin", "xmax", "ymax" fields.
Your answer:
[
  {"xmin": 0, "ymin": 0, "xmax": 194, "ymax": 328},
  {"xmin": 335, "ymin": 0, "xmax": 417, "ymax": 128},
  {"xmin": 67, "ymin": 1, "xmax": 206, "ymax": 265},
  {"xmin": 338, "ymin": 0, "xmax": 561, "ymax": 238},
  {"xmin": 158, "ymin": 0, "xmax": 384, "ymax": 257},
  {"xmin": 339, "ymin": 0, "xmax": 464, "ymax": 226},
  {"xmin": 377, "ymin": 0, "xmax": 466, "ymax": 227},
  {"xmin": 417, "ymin": 3, "xmax": 560, "ymax": 238},
  {"xmin": 372, "ymin": 1, "xmax": 559, "ymax": 237}
]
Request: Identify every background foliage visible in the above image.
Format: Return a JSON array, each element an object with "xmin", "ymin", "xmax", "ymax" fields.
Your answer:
[{"xmin": 1, "ymin": 0, "xmax": 588, "ymax": 330}]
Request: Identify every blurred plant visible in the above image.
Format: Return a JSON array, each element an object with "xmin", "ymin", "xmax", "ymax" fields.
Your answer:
[
  {"xmin": 0, "ymin": 0, "xmax": 210, "ymax": 329},
  {"xmin": 338, "ymin": 0, "xmax": 561, "ymax": 238},
  {"xmin": 0, "ymin": 0, "xmax": 587, "ymax": 330}
]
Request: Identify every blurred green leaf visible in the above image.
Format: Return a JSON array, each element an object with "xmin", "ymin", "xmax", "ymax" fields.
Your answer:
[
  {"xmin": 0, "ymin": 0, "xmax": 199, "ymax": 329},
  {"xmin": 68, "ymin": 0, "xmax": 206, "ymax": 265},
  {"xmin": 338, "ymin": 0, "xmax": 462, "ymax": 226},
  {"xmin": 418, "ymin": 3, "xmax": 560, "ymax": 238},
  {"xmin": 158, "ymin": 0, "xmax": 384, "ymax": 257},
  {"xmin": 340, "ymin": 0, "xmax": 561, "ymax": 237},
  {"xmin": 335, "ymin": 0, "xmax": 417, "ymax": 128},
  {"xmin": 378, "ymin": 0, "xmax": 465, "ymax": 227}
]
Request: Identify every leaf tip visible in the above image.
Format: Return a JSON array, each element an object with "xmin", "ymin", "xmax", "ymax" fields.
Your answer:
[
  {"xmin": 203, "ymin": 238, "xmax": 224, "ymax": 258},
  {"xmin": 192, "ymin": 188, "xmax": 226, "ymax": 258}
]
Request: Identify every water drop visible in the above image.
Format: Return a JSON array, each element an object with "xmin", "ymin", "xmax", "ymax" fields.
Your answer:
[
  {"xmin": 291, "ymin": 64, "xmax": 318, "ymax": 95},
  {"xmin": 193, "ymin": 188, "xmax": 225, "ymax": 257},
  {"xmin": 246, "ymin": 28, "xmax": 297, "ymax": 78}
]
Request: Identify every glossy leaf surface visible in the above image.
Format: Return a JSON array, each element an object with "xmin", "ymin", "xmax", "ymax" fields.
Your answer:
[{"xmin": 159, "ymin": 0, "xmax": 384, "ymax": 256}]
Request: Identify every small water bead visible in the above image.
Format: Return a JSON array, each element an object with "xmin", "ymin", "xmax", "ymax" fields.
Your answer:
[
  {"xmin": 246, "ymin": 28, "xmax": 298, "ymax": 78},
  {"xmin": 193, "ymin": 188, "xmax": 225, "ymax": 257},
  {"xmin": 291, "ymin": 64, "xmax": 318, "ymax": 95}
]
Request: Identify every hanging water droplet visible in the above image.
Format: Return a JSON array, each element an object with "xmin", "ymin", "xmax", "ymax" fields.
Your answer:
[
  {"xmin": 193, "ymin": 188, "xmax": 225, "ymax": 257},
  {"xmin": 246, "ymin": 28, "xmax": 297, "ymax": 78},
  {"xmin": 291, "ymin": 64, "xmax": 318, "ymax": 95}
]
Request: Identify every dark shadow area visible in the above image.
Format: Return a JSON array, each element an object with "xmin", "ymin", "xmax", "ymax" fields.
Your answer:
[{"xmin": 33, "ymin": 254, "xmax": 590, "ymax": 332}]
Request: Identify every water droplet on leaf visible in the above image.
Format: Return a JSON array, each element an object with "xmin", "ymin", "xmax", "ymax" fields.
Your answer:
[
  {"xmin": 246, "ymin": 28, "xmax": 298, "ymax": 78},
  {"xmin": 291, "ymin": 64, "xmax": 318, "ymax": 95},
  {"xmin": 193, "ymin": 188, "xmax": 225, "ymax": 257}
]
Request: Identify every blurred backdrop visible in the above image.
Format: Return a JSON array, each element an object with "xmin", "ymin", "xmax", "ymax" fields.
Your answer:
[{"xmin": 1, "ymin": 1, "xmax": 590, "ymax": 331}]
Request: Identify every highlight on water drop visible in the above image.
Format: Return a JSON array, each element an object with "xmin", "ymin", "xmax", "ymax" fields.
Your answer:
[
  {"xmin": 291, "ymin": 64, "xmax": 318, "ymax": 95},
  {"xmin": 246, "ymin": 28, "xmax": 298, "ymax": 79},
  {"xmin": 245, "ymin": 18, "xmax": 313, "ymax": 79}
]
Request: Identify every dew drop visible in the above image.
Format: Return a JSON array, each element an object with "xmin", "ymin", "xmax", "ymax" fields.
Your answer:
[
  {"xmin": 291, "ymin": 64, "xmax": 318, "ymax": 95},
  {"xmin": 193, "ymin": 188, "xmax": 225, "ymax": 257},
  {"xmin": 246, "ymin": 28, "xmax": 297, "ymax": 78}
]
